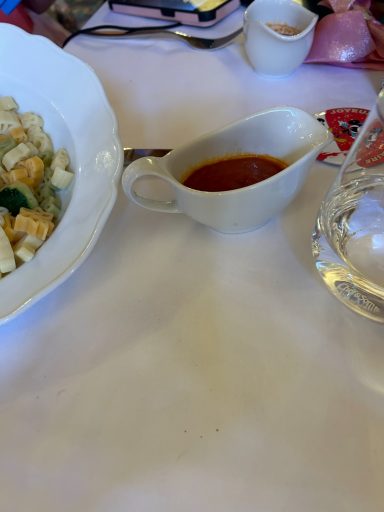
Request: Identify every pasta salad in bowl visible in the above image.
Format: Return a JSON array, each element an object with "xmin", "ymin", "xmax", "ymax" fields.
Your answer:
[
  {"xmin": 0, "ymin": 23, "xmax": 123, "ymax": 325},
  {"xmin": 0, "ymin": 96, "xmax": 74, "ymax": 273}
]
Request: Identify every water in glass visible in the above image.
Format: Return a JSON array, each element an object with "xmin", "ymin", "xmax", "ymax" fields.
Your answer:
[{"xmin": 313, "ymin": 89, "xmax": 384, "ymax": 322}]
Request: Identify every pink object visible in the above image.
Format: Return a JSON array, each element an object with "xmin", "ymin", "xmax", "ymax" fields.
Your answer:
[{"xmin": 305, "ymin": 0, "xmax": 384, "ymax": 69}]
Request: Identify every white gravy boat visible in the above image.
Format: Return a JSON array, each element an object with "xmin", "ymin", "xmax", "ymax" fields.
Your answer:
[{"xmin": 122, "ymin": 107, "xmax": 331, "ymax": 234}]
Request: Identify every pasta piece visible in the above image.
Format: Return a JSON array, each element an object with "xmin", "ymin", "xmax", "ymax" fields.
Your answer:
[
  {"xmin": 40, "ymin": 195, "xmax": 61, "ymax": 219},
  {"xmin": 13, "ymin": 241, "xmax": 35, "ymax": 263},
  {"xmin": 1, "ymin": 212, "xmax": 21, "ymax": 243},
  {"xmin": 51, "ymin": 148, "xmax": 69, "ymax": 171},
  {"xmin": 0, "ymin": 207, "xmax": 8, "ymax": 226},
  {"xmin": 16, "ymin": 233, "xmax": 43, "ymax": 250},
  {"xmin": 10, "ymin": 126, "xmax": 28, "ymax": 143},
  {"xmin": 0, "ymin": 135, "xmax": 17, "ymax": 164},
  {"xmin": 25, "ymin": 142, "xmax": 39, "ymax": 156},
  {"xmin": 51, "ymin": 167, "xmax": 74, "ymax": 189},
  {"xmin": 40, "ymin": 150, "xmax": 53, "ymax": 167},
  {"xmin": 1, "ymin": 212, "xmax": 14, "ymax": 241},
  {"xmin": 20, "ymin": 112, "xmax": 43, "ymax": 130},
  {"xmin": 13, "ymin": 233, "xmax": 44, "ymax": 264},
  {"xmin": 14, "ymin": 207, "xmax": 54, "ymax": 240},
  {"xmin": 26, "ymin": 126, "xmax": 53, "ymax": 153},
  {"xmin": 0, "ymin": 96, "xmax": 18, "ymax": 111},
  {"xmin": 2, "ymin": 142, "xmax": 31, "ymax": 171},
  {"xmin": 0, "ymin": 111, "xmax": 21, "ymax": 135},
  {"xmin": 4, "ymin": 167, "xmax": 31, "ymax": 187},
  {"xmin": 36, "ymin": 176, "xmax": 54, "ymax": 205},
  {"xmin": 19, "ymin": 156, "xmax": 44, "ymax": 188},
  {"xmin": 0, "ymin": 225, "xmax": 16, "ymax": 273}
]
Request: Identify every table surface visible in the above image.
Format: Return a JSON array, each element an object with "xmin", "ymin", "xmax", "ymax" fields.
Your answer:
[{"xmin": 2, "ymin": 4, "xmax": 384, "ymax": 511}]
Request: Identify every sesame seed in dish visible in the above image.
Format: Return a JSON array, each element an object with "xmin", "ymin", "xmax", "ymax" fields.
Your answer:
[{"xmin": 266, "ymin": 23, "xmax": 300, "ymax": 36}]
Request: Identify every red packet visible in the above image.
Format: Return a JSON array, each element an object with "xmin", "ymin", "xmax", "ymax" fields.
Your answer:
[{"xmin": 315, "ymin": 107, "xmax": 369, "ymax": 165}]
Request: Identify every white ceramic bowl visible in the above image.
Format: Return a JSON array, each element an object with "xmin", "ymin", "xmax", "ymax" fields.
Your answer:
[
  {"xmin": 122, "ymin": 107, "xmax": 331, "ymax": 233},
  {"xmin": 0, "ymin": 24, "xmax": 123, "ymax": 325},
  {"xmin": 244, "ymin": 0, "xmax": 318, "ymax": 77}
]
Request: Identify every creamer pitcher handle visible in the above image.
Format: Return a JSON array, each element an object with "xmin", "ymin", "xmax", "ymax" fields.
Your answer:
[{"xmin": 122, "ymin": 157, "xmax": 182, "ymax": 213}]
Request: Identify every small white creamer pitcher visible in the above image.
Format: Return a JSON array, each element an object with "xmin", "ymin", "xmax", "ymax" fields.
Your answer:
[{"xmin": 244, "ymin": 0, "xmax": 318, "ymax": 77}]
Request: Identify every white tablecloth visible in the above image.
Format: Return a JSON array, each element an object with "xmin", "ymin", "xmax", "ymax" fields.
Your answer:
[{"xmin": 1, "ymin": 3, "xmax": 384, "ymax": 511}]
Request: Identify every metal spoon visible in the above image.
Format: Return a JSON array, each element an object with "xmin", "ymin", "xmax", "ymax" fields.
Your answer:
[
  {"xmin": 68, "ymin": 26, "xmax": 243, "ymax": 50},
  {"xmin": 121, "ymin": 27, "xmax": 243, "ymax": 50}
]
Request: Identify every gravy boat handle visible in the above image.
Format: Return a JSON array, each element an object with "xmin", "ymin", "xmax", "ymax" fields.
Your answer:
[{"xmin": 122, "ymin": 156, "xmax": 181, "ymax": 213}]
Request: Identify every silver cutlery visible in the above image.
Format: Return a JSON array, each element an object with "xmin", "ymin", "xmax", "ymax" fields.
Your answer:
[
  {"xmin": 122, "ymin": 27, "xmax": 243, "ymax": 49},
  {"xmin": 64, "ymin": 22, "xmax": 243, "ymax": 49},
  {"xmin": 76, "ymin": 27, "xmax": 243, "ymax": 50}
]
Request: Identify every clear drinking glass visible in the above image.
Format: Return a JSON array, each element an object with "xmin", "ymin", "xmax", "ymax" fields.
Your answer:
[{"xmin": 312, "ymin": 89, "xmax": 384, "ymax": 322}]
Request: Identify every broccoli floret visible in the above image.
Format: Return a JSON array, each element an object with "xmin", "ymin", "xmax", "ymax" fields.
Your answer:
[{"xmin": 0, "ymin": 182, "xmax": 38, "ymax": 215}]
